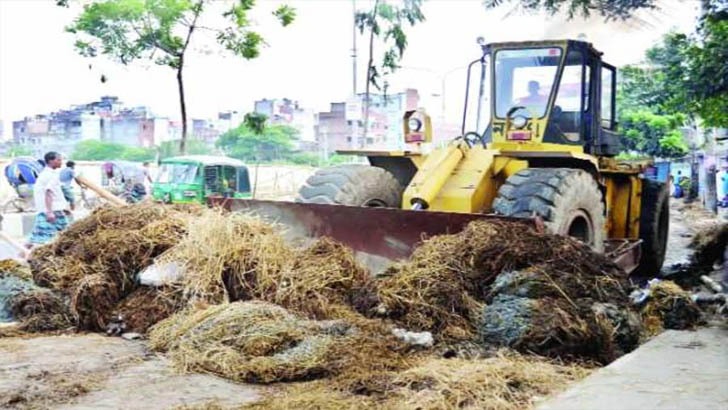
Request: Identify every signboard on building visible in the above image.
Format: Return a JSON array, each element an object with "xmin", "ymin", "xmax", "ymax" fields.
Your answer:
[{"xmin": 345, "ymin": 97, "xmax": 362, "ymax": 121}]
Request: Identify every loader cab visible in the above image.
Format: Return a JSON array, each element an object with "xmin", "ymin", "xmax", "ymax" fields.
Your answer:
[{"xmin": 463, "ymin": 40, "xmax": 619, "ymax": 156}]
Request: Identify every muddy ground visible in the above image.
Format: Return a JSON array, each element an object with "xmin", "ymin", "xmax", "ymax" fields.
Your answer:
[
  {"xmin": 0, "ymin": 333, "xmax": 261, "ymax": 409},
  {"xmin": 0, "ymin": 197, "xmax": 724, "ymax": 409}
]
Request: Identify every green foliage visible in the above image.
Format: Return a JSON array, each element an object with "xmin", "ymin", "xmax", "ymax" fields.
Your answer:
[
  {"xmin": 483, "ymin": 0, "xmax": 657, "ymax": 20},
  {"xmin": 356, "ymin": 0, "xmax": 425, "ymax": 90},
  {"xmin": 619, "ymin": 111, "xmax": 688, "ymax": 158},
  {"xmin": 615, "ymin": 152, "xmax": 650, "ymax": 161},
  {"xmin": 216, "ymin": 121, "xmax": 299, "ymax": 162},
  {"xmin": 286, "ymin": 152, "xmax": 319, "ymax": 166},
  {"xmin": 7, "ymin": 145, "xmax": 33, "ymax": 157},
  {"xmin": 67, "ymin": 0, "xmax": 295, "ymax": 69},
  {"xmin": 158, "ymin": 139, "xmax": 213, "ymax": 159},
  {"xmin": 243, "ymin": 112, "xmax": 267, "ymax": 135},
  {"xmin": 327, "ymin": 155, "xmax": 356, "ymax": 166},
  {"xmin": 620, "ymin": 6, "xmax": 727, "ymax": 128},
  {"xmin": 64, "ymin": 0, "xmax": 295, "ymax": 153},
  {"xmin": 273, "ymin": 5, "xmax": 296, "ymax": 27},
  {"xmin": 72, "ymin": 140, "xmax": 155, "ymax": 161}
]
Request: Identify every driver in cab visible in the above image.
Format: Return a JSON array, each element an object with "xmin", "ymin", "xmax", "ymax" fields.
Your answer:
[{"xmin": 516, "ymin": 80, "xmax": 548, "ymax": 111}]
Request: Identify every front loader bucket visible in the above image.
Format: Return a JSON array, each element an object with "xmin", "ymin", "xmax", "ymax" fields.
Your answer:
[{"xmin": 209, "ymin": 198, "xmax": 540, "ymax": 273}]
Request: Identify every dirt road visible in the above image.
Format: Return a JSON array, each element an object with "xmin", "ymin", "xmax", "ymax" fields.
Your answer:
[{"xmin": 0, "ymin": 334, "xmax": 260, "ymax": 409}]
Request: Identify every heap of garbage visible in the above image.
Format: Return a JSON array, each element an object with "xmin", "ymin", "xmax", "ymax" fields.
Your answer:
[{"xmin": 0, "ymin": 202, "xmax": 710, "ymax": 408}]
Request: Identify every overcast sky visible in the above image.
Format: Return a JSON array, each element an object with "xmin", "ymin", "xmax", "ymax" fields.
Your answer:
[{"xmin": 0, "ymin": 0, "xmax": 700, "ymax": 140}]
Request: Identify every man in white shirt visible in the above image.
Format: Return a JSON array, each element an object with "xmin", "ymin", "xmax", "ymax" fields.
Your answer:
[{"xmin": 29, "ymin": 152, "xmax": 71, "ymax": 245}]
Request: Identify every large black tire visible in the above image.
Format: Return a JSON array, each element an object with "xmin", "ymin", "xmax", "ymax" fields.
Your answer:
[
  {"xmin": 635, "ymin": 179, "xmax": 669, "ymax": 276},
  {"xmin": 297, "ymin": 164, "xmax": 403, "ymax": 207},
  {"xmin": 493, "ymin": 168, "xmax": 606, "ymax": 252}
]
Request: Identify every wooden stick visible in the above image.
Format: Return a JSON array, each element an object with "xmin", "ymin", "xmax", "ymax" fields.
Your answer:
[
  {"xmin": 75, "ymin": 175, "xmax": 127, "ymax": 207},
  {"xmin": 701, "ymin": 275, "xmax": 725, "ymax": 293},
  {"xmin": 0, "ymin": 231, "xmax": 28, "ymax": 259}
]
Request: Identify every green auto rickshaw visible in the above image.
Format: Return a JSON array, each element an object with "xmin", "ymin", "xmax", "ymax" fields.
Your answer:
[{"xmin": 152, "ymin": 155, "xmax": 252, "ymax": 204}]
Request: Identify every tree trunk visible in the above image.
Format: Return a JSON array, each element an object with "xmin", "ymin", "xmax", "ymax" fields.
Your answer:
[
  {"xmin": 362, "ymin": 0, "xmax": 379, "ymax": 148},
  {"xmin": 177, "ymin": 64, "xmax": 188, "ymax": 155}
]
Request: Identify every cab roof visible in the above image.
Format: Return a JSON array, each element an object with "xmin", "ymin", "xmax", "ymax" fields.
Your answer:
[
  {"xmin": 486, "ymin": 39, "xmax": 603, "ymax": 57},
  {"xmin": 161, "ymin": 155, "xmax": 247, "ymax": 167}
]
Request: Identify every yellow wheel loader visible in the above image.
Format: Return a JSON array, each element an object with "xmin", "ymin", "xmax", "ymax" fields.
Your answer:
[{"xmin": 215, "ymin": 39, "xmax": 669, "ymax": 276}]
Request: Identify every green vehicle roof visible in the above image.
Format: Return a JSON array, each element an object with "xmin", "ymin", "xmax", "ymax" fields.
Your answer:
[{"xmin": 160, "ymin": 155, "xmax": 247, "ymax": 168}]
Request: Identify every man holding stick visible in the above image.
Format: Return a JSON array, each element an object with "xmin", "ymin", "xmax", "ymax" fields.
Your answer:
[{"xmin": 29, "ymin": 152, "xmax": 71, "ymax": 245}]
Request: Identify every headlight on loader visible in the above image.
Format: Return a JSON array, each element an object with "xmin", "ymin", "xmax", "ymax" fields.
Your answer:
[
  {"xmin": 511, "ymin": 115, "xmax": 528, "ymax": 129},
  {"xmin": 408, "ymin": 118, "xmax": 423, "ymax": 132}
]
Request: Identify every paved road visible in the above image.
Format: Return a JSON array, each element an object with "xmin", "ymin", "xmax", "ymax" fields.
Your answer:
[{"xmin": 538, "ymin": 327, "xmax": 728, "ymax": 410}]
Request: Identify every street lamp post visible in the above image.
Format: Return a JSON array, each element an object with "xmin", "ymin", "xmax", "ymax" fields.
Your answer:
[{"xmin": 397, "ymin": 65, "xmax": 468, "ymax": 122}]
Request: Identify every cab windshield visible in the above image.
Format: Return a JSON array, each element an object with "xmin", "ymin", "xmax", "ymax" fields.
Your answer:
[
  {"xmin": 157, "ymin": 163, "xmax": 199, "ymax": 184},
  {"xmin": 494, "ymin": 47, "xmax": 562, "ymax": 119}
]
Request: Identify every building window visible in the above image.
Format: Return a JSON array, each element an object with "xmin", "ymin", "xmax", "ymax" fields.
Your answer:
[
  {"xmin": 366, "ymin": 138, "xmax": 374, "ymax": 144},
  {"xmin": 346, "ymin": 137, "xmax": 352, "ymax": 142}
]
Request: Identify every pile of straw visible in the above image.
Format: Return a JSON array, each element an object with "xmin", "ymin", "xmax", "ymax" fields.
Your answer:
[
  {"xmin": 642, "ymin": 281, "xmax": 702, "ymax": 336},
  {"xmin": 9, "ymin": 289, "xmax": 73, "ymax": 332},
  {"xmin": 149, "ymin": 301, "xmax": 408, "ymax": 384},
  {"xmin": 112, "ymin": 287, "xmax": 181, "ymax": 333},
  {"xmin": 244, "ymin": 350, "xmax": 590, "ymax": 410},
  {"xmin": 372, "ymin": 220, "xmax": 627, "ymax": 346},
  {"xmin": 160, "ymin": 210, "xmax": 374, "ymax": 321},
  {"xmin": 0, "ymin": 259, "xmax": 32, "ymax": 281},
  {"xmin": 28, "ymin": 203, "xmax": 196, "ymax": 330}
]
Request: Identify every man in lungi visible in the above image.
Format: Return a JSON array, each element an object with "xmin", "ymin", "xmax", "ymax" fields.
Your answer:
[{"xmin": 29, "ymin": 152, "xmax": 71, "ymax": 245}]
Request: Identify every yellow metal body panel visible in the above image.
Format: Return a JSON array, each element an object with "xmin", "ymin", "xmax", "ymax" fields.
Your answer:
[
  {"xmin": 491, "ymin": 141, "xmax": 583, "ymax": 153},
  {"xmin": 403, "ymin": 143, "xmax": 464, "ymax": 208},
  {"xmin": 602, "ymin": 174, "xmax": 642, "ymax": 239},
  {"xmin": 427, "ymin": 147, "xmax": 499, "ymax": 213}
]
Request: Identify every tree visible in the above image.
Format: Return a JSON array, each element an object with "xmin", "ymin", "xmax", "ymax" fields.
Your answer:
[
  {"xmin": 483, "ymin": 0, "xmax": 657, "ymax": 20},
  {"xmin": 7, "ymin": 145, "xmax": 33, "ymax": 158},
  {"xmin": 72, "ymin": 140, "xmax": 156, "ymax": 161},
  {"xmin": 64, "ymin": 0, "xmax": 295, "ymax": 154},
  {"xmin": 619, "ymin": 111, "xmax": 688, "ymax": 158},
  {"xmin": 157, "ymin": 138, "xmax": 213, "ymax": 159},
  {"xmin": 216, "ymin": 120, "xmax": 298, "ymax": 162},
  {"xmin": 356, "ymin": 0, "xmax": 425, "ymax": 144}
]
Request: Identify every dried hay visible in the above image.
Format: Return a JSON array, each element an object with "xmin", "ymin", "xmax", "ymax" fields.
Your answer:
[
  {"xmin": 149, "ymin": 301, "xmax": 409, "ymax": 384},
  {"xmin": 244, "ymin": 351, "xmax": 590, "ymax": 410},
  {"xmin": 372, "ymin": 220, "xmax": 625, "ymax": 341},
  {"xmin": 112, "ymin": 287, "xmax": 181, "ymax": 333},
  {"xmin": 158, "ymin": 210, "xmax": 291, "ymax": 304},
  {"xmin": 161, "ymin": 210, "xmax": 374, "ymax": 321},
  {"xmin": 0, "ymin": 259, "xmax": 32, "ymax": 281},
  {"xmin": 30, "ymin": 202, "xmax": 193, "ymax": 292},
  {"xmin": 70, "ymin": 274, "xmax": 120, "ymax": 331},
  {"xmin": 689, "ymin": 222, "xmax": 728, "ymax": 268},
  {"xmin": 25, "ymin": 203, "xmax": 198, "ymax": 331},
  {"xmin": 642, "ymin": 281, "xmax": 702, "ymax": 336},
  {"xmin": 10, "ymin": 289, "xmax": 73, "ymax": 332}
]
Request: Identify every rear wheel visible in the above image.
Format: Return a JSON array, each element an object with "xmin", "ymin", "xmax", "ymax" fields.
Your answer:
[
  {"xmin": 297, "ymin": 164, "xmax": 403, "ymax": 207},
  {"xmin": 635, "ymin": 179, "xmax": 669, "ymax": 276},
  {"xmin": 493, "ymin": 168, "xmax": 606, "ymax": 252}
]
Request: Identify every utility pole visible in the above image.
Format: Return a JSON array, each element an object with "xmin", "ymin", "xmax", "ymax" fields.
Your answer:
[
  {"xmin": 350, "ymin": 0, "xmax": 360, "ymax": 149},
  {"xmin": 351, "ymin": 0, "xmax": 357, "ymax": 96}
]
